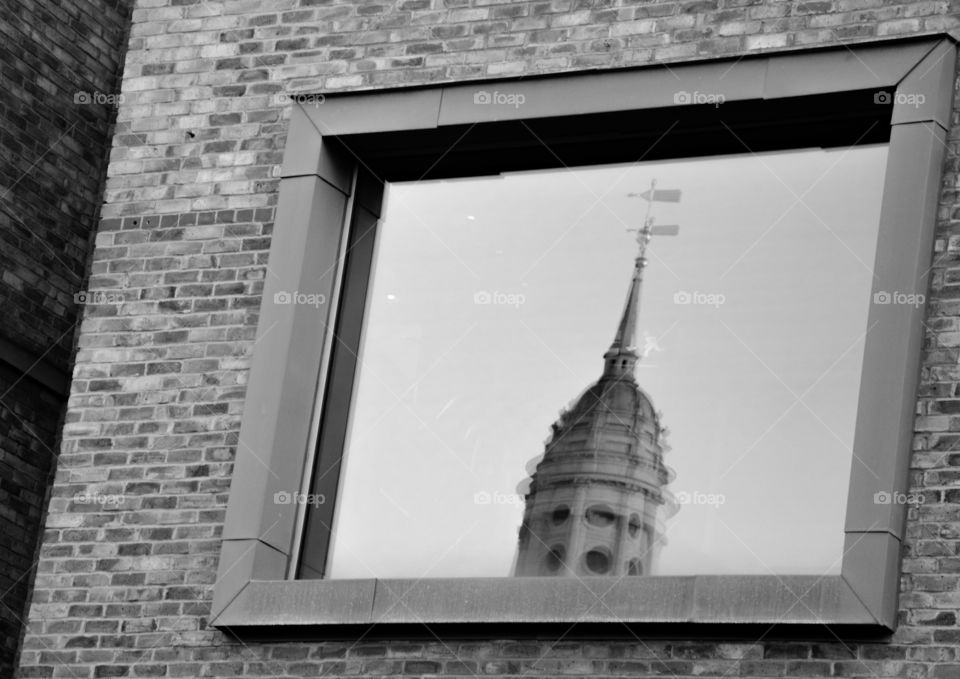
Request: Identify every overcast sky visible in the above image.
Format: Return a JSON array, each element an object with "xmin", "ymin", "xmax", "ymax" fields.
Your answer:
[{"xmin": 325, "ymin": 144, "xmax": 888, "ymax": 579}]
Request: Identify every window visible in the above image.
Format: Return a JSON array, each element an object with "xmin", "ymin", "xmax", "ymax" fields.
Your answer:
[
  {"xmin": 305, "ymin": 145, "xmax": 885, "ymax": 582},
  {"xmin": 212, "ymin": 37, "xmax": 955, "ymax": 632},
  {"xmin": 584, "ymin": 549, "xmax": 613, "ymax": 575},
  {"xmin": 541, "ymin": 546, "xmax": 566, "ymax": 575}
]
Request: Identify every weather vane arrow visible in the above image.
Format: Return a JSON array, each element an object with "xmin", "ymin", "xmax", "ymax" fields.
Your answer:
[
  {"xmin": 628, "ymin": 186, "xmax": 682, "ymax": 203},
  {"xmin": 627, "ymin": 179, "xmax": 681, "ymax": 262}
]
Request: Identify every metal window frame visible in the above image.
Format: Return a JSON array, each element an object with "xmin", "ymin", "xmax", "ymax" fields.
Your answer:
[{"xmin": 212, "ymin": 36, "xmax": 956, "ymax": 634}]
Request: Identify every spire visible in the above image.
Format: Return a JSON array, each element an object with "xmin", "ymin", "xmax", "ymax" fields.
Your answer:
[
  {"xmin": 602, "ymin": 180, "xmax": 681, "ymax": 380},
  {"xmin": 602, "ymin": 255, "xmax": 644, "ymax": 379}
]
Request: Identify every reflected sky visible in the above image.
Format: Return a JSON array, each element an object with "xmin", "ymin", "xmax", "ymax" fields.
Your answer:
[{"xmin": 325, "ymin": 145, "xmax": 888, "ymax": 579}]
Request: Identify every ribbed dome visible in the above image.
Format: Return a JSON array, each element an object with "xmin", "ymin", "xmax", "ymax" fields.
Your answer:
[
  {"xmin": 537, "ymin": 373, "xmax": 663, "ymax": 477},
  {"xmin": 568, "ymin": 375, "xmax": 658, "ymax": 427},
  {"xmin": 515, "ymin": 376, "xmax": 662, "ymax": 494},
  {"xmin": 524, "ymin": 246, "xmax": 668, "ymax": 483}
]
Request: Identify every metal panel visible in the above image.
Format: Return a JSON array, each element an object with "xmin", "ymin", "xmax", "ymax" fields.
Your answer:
[
  {"xmin": 221, "ymin": 174, "xmax": 349, "ymax": 557},
  {"xmin": 211, "ymin": 539, "xmax": 288, "ymax": 622},
  {"xmin": 763, "ymin": 40, "xmax": 940, "ymax": 99},
  {"xmin": 302, "ymin": 88, "xmax": 442, "ymax": 136},
  {"xmin": 214, "ymin": 575, "xmax": 875, "ymax": 626},
  {"xmin": 370, "ymin": 577, "xmax": 694, "ymax": 623},
  {"xmin": 690, "ymin": 575, "xmax": 873, "ymax": 625},
  {"xmin": 298, "ymin": 199, "xmax": 382, "ymax": 578},
  {"xmin": 354, "ymin": 164, "xmax": 385, "ymax": 217},
  {"xmin": 842, "ymin": 532, "xmax": 901, "ymax": 630},
  {"xmin": 892, "ymin": 40, "xmax": 956, "ymax": 129},
  {"xmin": 845, "ymin": 121, "xmax": 948, "ymax": 539},
  {"xmin": 280, "ymin": 105, "xmax": 354, "ymax": 192},
  {"xmin": 219, "ymin": 579, "xmax": 377, "ymax": 626},
  {"xmin": 437, "ymin": 60, "xmax": 768, "ymax": 126}
]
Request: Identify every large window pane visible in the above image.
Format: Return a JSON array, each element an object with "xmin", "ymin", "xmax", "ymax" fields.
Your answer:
[{"xmin": 324, "ymin": 145, "xmax": 887, "ymax": 579}]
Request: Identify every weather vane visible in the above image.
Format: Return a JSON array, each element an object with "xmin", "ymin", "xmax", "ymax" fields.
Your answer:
[{"xmin": 627, "ymin": 179, "xmax": 681, "ymax": 264}]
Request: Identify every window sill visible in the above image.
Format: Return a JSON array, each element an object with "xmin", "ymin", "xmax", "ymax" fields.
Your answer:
[{"xmin": 213, "ymin": 574, "xmax": 885, "ymax": 633}]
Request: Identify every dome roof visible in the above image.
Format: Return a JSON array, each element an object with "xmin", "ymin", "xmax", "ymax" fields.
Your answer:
[
  {"xmin": 566, "ymin": 375, "xmax": 658, "ymax": 428},
  {"xmin": 531, "ymin": 371, "xmax": 669, "ymax": 492},
  {"xmin": 530, "ymin": 241, "xmax": 666, "ymax": 476}
]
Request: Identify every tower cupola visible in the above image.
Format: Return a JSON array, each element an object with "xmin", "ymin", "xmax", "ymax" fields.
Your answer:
[{"xmin": 513, "ymin": 184, "xmax": 679, "ymax": 578}]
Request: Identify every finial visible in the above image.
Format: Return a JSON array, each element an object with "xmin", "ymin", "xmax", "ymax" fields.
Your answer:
[
  {"xmin": 603, "ymin": 181, "xmax": 682, "ymax": 378},
  {"xmin": 626, "ymin": 179, "xmax": 680, "ymax": 264}
]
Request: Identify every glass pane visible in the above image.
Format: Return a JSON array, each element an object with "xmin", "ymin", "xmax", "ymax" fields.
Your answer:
[{"xmin": 324, "ymin": 145, "xmax": 887, "ymax": 579}]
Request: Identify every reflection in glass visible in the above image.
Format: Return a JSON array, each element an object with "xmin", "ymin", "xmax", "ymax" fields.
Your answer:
[
  {"xmin": 514, "ymin": 215, "xmax": 674, "ymax": 578},
  {"xmin": 541, "ymin": 546, "xmax": 565, "ymax": 575},
  {"xmin": 324, "ymin": 146, "xmax": 887, "ymax": 579}
]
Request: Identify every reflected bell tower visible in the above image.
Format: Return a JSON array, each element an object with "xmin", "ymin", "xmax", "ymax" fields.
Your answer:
[{"xmin": 513, "ymin": 184, "xmax": 678, "ymax": 577}]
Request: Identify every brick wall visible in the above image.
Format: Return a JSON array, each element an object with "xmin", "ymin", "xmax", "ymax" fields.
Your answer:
[
  {"xmin": 17, "ymin": 0, "xmax": 960, "ymax": 677},
  {"xmin": 0, "ymin": 367, "xmax": 63, "ymax": 677},
  {"xmin": 0, "ymin": 0, "xmax": 131, "ymax": 676}
]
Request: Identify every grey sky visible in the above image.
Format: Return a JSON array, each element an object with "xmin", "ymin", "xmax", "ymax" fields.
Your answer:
[{"xmin": 326, "ymin": 144, "xmax": 888, "ymax": 579}]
